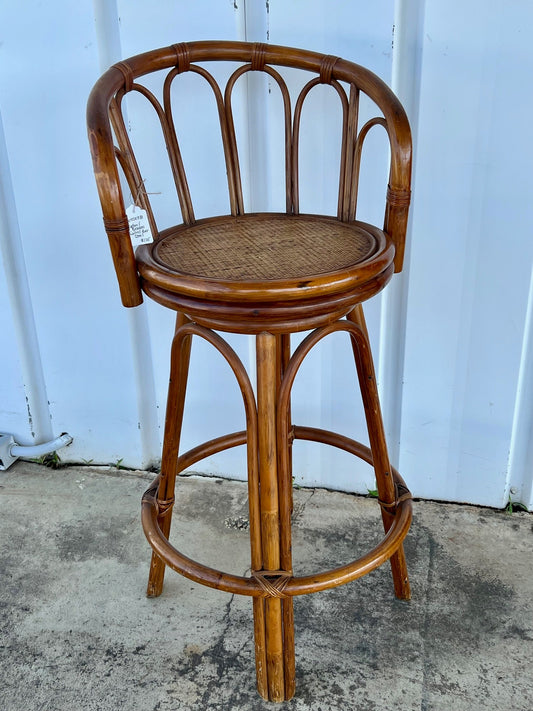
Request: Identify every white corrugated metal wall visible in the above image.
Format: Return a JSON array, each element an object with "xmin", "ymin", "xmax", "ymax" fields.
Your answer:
[{"xmin": 0, "ymin": 0, "xmax": 532, "ymax": 510}]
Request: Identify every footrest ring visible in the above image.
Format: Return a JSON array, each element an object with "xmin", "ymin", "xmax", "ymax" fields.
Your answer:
[{"xmin": 141, "ymin": 427, "xmax": 412, "ymax": 598}]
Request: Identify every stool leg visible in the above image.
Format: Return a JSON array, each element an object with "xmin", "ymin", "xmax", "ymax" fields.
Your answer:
[
  {"xmin": 146, "ymin": 313, "xmax": 192, "ymax": 598},
  {"xmin": 347, "ymin": 306, "xmax": 411, "ymax": 600},
  {"xmin": 253, "ymin": 333, "xmax": 295, "ymax": 702},
  {"xmin": 277, "ymin": 335, "xmax": 293, "ymax": 513},
  {"xmin": 277, "ymin": 334, "xmax": 296, "ymax": 700}
]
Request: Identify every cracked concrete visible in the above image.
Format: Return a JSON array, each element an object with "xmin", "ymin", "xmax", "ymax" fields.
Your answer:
[{"xmin": 1, "ymin": 461, "xmax": 532, "ymax": 710}]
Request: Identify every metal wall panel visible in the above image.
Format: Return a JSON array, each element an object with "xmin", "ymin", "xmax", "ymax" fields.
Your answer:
[
  {"xmin": 0, "ymin": 0, "xmax": 532, "ymax": 509},
  {"xmin": 400, "ymin": 0, "xmax": 533, "ymax": 507}
]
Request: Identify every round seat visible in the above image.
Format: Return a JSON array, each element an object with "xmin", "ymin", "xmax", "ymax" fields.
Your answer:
[{"xmin": 136, "ymin": 213, "xmax": 395, "ymax": 332}]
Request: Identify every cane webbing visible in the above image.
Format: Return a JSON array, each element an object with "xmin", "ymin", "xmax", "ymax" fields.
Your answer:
[{"xmin": 154, "ymin": 214, "xmax": 377, "ymax": 282}]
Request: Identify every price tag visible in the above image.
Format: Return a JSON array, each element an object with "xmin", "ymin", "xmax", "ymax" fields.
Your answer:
[{"xmin": 126, "ymin": 204, "xmax": 153, "ymax": 247}]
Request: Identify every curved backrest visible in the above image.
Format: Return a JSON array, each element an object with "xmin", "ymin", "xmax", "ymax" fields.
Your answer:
[{"xmin": 87, "ymin": 41, "xmax": 411, "ymax": 307}]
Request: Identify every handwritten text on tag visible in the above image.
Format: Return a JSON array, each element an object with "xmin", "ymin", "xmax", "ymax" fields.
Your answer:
[{"xmin": 126, "ymin": 204, "xmax": 153, "ymax": 247}]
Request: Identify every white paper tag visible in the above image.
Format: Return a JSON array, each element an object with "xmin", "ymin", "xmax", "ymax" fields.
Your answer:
[{"xmin": 126, "ymin": 204, "xmax": 153, "ymax": 247}]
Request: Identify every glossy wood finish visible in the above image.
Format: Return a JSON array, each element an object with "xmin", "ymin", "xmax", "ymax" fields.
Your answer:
[
  {"xmin": 87, "ymin": 41, "xmax": 411, "ymax": 310},
  {"xmin": 88, "ymin": 41, "xmax": 412, "ymax": 702},
  {"xmin": 348, "ymin": 305, "xmax": 411, "ymax": 599},
  {"xmin": 255, "ymin": 333, "xmax": 294, "ymax": 701},
  {"xmin": 146, "ymin": 312, "xmax": 191, "ymax": 598}
]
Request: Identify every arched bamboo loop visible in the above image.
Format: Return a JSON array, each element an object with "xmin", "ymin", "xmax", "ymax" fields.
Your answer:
[
  {"xmin": 224, "ymin": 63, "xmax": 293, "ymax": 213},
  {"xmin": 291, "ymin": 76, "xmax": 349, "ymax": 215},
  {"xmin": 167, "ymin": 321, "xmax": 262, "ymax": 573},
  {"xmin": 348, "ymin": 116, "xmax": 388, "ymax": 221}
]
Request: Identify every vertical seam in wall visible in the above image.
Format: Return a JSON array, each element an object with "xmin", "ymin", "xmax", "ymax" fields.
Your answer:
[
  {"xmin": 378, "ymin": 0, "xmax": 426, "ymax": 468},
  {"xmin": 506, "ymin": 265, "xmax": 533, "ymax": 509},
  {"xmin": 93, "ymin": 0, "xmax": 160, "ymax": 467}
]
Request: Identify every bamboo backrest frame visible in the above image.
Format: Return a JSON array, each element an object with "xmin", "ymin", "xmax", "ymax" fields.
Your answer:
[{"xmin": 87, "ymin": 41, "xmax": 412, "ymax": 307}]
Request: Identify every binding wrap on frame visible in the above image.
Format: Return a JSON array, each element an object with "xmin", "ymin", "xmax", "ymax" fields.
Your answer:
[
  {"xmin": 252, "ymin": 569, "xmax": 292, "ymax": 598},
  {"xmin": 103, "ymin": 216, "xmax": 130, "ymax": 233},
  {"xmin": 319, "ymin": 54, "xmax": 339, "ymax": 84},
  {"xmin": 115, "ymin": 60, "xmax": 134, "ymax": 92},
  {"xmin": 378, "ymin": 480, "xmax": 412, "ymax": 513},
  {"xmin": 387, "ymin": 185, "xmax": 411, "ymax": 208},
  {"xmin": 251, "ymin": 43, "xmax": 268, "ymax": 71},
  {"xmin": 141, "ymin": 476, "xmax": 175, "ymax": 519},
  {"xmin": 173, "ymin": 42, "xmax": 191, "ymax": 74},
  {"xmin": 156, "ymin": 496, "xmax": 175, "ymax": 519}
]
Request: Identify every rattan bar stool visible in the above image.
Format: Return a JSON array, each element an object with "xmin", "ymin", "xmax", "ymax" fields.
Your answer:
[{"xmin": 87, "ymin": 41, "xmax": 412, "ymax": 702}]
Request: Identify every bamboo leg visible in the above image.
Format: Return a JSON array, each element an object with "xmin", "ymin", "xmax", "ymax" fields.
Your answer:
[
  {"xmin": 253, "ymin": 333, "xmax": 295, "ymax": 702},
  {"xmin": 146, "ymin": 313, "xmax": 192, "ymax": 598},
  {"xmin": 347, "ymin": 305, "xmax": 411, "ymax": 600},
  {"xmin": 281, "ymin": 586, "xmax": 295, "ymax": 699},
  {"xmin": 253, "ymin": 597, "xmax": 268, "ymax": 700},
  {"xmin": 277, "ymin": 335, "xmax": 293, "ymax": 513},
  {"xmin": 277, "ymin": 334, "xmax": 295, "ymax": 700}
]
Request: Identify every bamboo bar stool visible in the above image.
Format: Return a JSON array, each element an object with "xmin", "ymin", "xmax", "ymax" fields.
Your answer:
[{"xmin": 87, "ymin": 41, "xmax": 412, "ymax": 702}]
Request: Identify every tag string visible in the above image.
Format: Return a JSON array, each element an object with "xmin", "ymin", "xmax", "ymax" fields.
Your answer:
[{"xmin": 130, "ymin": 179, "xmax": 161, "ymax": 209}]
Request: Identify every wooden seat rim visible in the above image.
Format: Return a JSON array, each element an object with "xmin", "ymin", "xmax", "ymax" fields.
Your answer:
[
  {"xmin": 140, "ymin": 263, "xmax": 394, "ymax": 334},
  {"xmin": 136, "ymin": 215, "xmax": 394, "ymax": 305}
]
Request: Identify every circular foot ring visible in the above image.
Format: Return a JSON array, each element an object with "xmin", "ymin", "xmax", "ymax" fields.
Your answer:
[{"xmin": 141, "ymin": 427, "xmax": 412, "ymax": 598}]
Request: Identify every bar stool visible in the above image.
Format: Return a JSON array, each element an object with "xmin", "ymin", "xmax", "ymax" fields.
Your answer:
[{"xmin": 87, "ymin": 41, "xmax": 412, "ymax": 702}]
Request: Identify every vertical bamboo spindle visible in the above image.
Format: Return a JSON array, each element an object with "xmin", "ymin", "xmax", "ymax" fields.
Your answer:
[{"xmin": 254, "ymin": 333, "xmax": 295, "ymax": 701}]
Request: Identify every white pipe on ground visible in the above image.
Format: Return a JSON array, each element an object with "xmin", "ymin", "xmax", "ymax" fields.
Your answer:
[{"xmin": 10, "ymin": 433, "xmax": 73, "ymax": 459}]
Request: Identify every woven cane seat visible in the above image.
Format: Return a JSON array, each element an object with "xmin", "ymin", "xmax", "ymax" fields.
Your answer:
[
  {"xmin": 154, "ymin": 213, "xmax": 378, "ymax": 281},
  {"xmin": 136, "ymin": 213, "xmax": 395, "ymax": 329}
]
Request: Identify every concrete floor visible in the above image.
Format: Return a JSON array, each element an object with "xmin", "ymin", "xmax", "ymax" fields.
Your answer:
[{"xmin": 0, "ymin": 461, "xmax": 532, "ymax": 711}]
